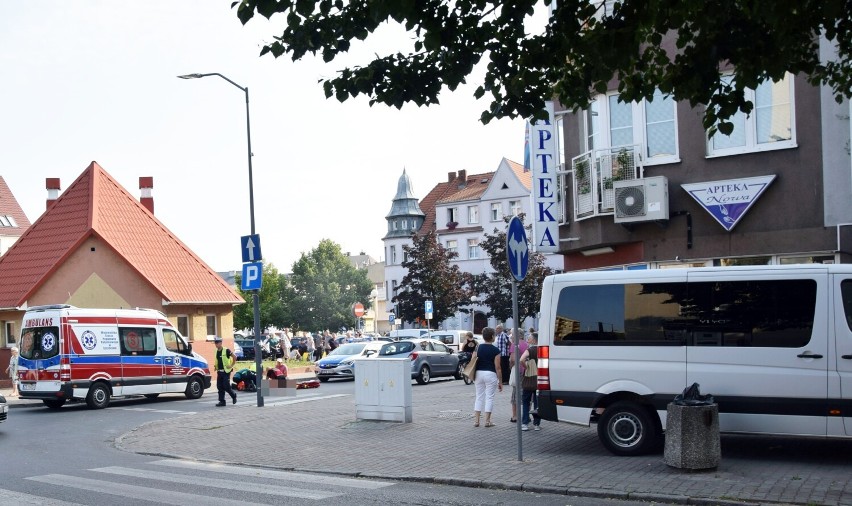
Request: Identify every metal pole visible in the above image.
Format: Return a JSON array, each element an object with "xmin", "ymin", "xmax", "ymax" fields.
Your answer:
[
  {"xmin": 177, "ymin": 73, "xmax": 263, "ymax": 407},
  {"xmin": 512, "ymin": 279, "xmax": 523, "ymax": 461}
]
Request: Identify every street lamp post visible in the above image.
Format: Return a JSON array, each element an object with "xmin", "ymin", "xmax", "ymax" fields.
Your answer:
[
  {"xmin": 178, "ymin": 72, "xmax": 264, "ymax": 407},
  {"xmin": 469, "ymin": 295, "xmax": 479, "ymax": 333}
]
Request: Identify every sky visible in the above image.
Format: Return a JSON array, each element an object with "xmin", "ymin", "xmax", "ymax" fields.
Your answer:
[{"xmin": 0, "ymin": 1, "xmax": 541, "ymax": 273}]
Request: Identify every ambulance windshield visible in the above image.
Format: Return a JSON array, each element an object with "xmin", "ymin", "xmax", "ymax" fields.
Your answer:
[{"xmin": 19, "ymin": 326, "xmax": 60, "ymax": 360}]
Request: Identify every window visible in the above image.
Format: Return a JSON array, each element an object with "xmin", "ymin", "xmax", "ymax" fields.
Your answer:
[
  {"xmin": 553, "ymin": 279, "xmax": 816, "ymax": 348},
  {"xmin": 119, "ymin": 327, "xmax": 157, "ymax": 355},
  {"xmin": 0, "ymin": 215, "xmax": 17, "ymax": 227},
  {"xmin": 3, "ymin": 321, "xmax": 14, "ymax": 346},
  {"xmin": 468, "ymin": 206, "xmax": 479, "ymax": 224},
  {"xmin": 468, "ymin": 239, "xmax": 480, "ymax": 259},
  {"xmin": 447, "ymin": 207, "xmax": 457, "ymax": 224},
  {"xmin": 177, "ymin": 315, "xmax": 189, "ymax": 339},
  {"xmin": 446, "ymin": 240, "xmax": 458, "ymax": 255},
  {"xmin": 390, "ymin": 245, "xmax": 397, "ymax": 264},
  {"xmin": 206, "ymin": 315, "xmax": 217, "ymax": 336},
  {"xmin": 490, "ymin": 203, "xmax": 501, "ymax": 221},
  {"xmin": 509, "ymin": 200, "xmax": 522, "ymax": 216},
  {"xmin": 163, "ymin": 328, "xmax": 191, "ymax": 355},
  {"xmin": 402, "ymin": 219, "xmax": 408, "ymax": 230},
  {"xmin": 392, "ymin": 221, "xmax": 398, "ymax": 230},
  {"xmin": 584, "ymin": 89, "xmax": 679, "ymax": 165},
  {"xmin": 707, "ymin": 73, "xmax": 794, "ymax": 156}
]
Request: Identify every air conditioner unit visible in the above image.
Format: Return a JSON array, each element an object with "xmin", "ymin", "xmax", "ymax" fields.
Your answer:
[{"xmin": 613, "ymin": 176, "xmax": 669, "ymax": 224}]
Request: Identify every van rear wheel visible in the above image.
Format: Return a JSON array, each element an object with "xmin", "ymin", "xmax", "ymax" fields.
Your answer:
[
  {"xmin": 597, "ymin": 401, "xmax": 658, "ymax": 456},
  {"xmin": 86, "ymin": 383, "xmax": 111, "ymax": 409}
]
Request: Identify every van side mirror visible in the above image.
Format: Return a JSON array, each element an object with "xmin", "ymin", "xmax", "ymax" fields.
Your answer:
[{"xmin": 187, "ymin": 343, "xmax": 193, "ymax": 354}]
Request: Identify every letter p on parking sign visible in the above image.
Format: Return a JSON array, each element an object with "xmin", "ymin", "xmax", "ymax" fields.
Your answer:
[{"xmin": 241, "ymin": 262, "xmax": 263, "ymax": 291}]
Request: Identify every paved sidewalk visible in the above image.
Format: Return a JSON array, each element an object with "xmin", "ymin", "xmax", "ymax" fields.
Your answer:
[{"xmin": 6, "ymin": 383, "xmax": 852, "ymax": 505}]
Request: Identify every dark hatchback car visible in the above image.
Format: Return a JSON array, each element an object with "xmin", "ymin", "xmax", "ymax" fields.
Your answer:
[{"xmin": 235, "ymin": 339, "xmax": 273, "ymax": 361}]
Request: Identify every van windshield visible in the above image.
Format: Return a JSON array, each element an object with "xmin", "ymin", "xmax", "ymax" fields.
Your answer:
[{"xmin": 19, "ymin": 326, "xmax": 60, "ymax": 360}]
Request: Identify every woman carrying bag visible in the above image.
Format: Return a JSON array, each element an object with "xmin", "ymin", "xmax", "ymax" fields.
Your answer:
[
  {"xmin": 470, "ymin": 327, "xmax": 502, "ymax": 427},
  {"xmin": 519, "ymin": 332, "xmax": 541, "ymax": 431}
]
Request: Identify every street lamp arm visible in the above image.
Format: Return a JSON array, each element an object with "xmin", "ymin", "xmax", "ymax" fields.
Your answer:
[{"xmin": 177, "ymin": 73, "xmax": 246, "ymax": 92}]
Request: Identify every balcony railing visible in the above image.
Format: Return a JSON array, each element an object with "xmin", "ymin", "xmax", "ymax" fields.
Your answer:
[{"xmin": 570, "ymin": 144, "xmax": 643, "ymax": 220}]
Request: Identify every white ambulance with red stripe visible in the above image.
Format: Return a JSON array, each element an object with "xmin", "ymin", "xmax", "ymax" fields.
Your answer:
[{"xmin": 16, "ymin": 305, "xmax": 212, "ymax": 409}]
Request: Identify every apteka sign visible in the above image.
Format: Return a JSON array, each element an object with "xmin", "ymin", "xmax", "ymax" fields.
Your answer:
[
  {"xmin": 681, "ymin": 175, "xmax": 776, "ymax": 231},
  {"xmin": 529, "ymin": 101, "xmax": 559, "ymax": 252}
]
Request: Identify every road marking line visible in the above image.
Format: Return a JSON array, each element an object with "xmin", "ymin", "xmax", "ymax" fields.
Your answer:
[
  {"xmin": 0, "ymin": 488, "xmax": 87, "ymax": 505},
  {"xmin": 151, "ymin": 459, "xmax": 394, "ymax": 489},
  {"xmin": 92, "ymin": 466, "xmax": 339, "ymax": 499},
  {"xmin": 26, "ymin": 474, "xmax": 252, "ymax": 506}
]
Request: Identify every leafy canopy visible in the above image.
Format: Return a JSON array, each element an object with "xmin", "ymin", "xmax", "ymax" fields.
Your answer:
[
  {"xmin": 288, "ymin": 239, "xmax": 374, "ymax": 332},
  {"xmin": 475, "ymin": 216, "xmax": 554, "ymax": 323},
  {"xmin": 393, "ymin": 231, "xmax": 468, "ymax": 325},
  {"xmin": 234, "ymin": 0, "xmax": 851, "ymax": 134},
  {"xmin": 234, "ymin": 262, "xmax": 290, "ymax": 333}
]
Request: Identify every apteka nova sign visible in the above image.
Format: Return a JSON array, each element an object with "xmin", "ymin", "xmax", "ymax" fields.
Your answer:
[
  {"xmin": 529, "ymin": 101, "xmax": 559, "ymax": 252},
  {"xmin": 681, "ymin": 175, "xmax": 776, "ymax": 231}
]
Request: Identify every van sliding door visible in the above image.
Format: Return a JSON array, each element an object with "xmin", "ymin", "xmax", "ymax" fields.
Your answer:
[
  {"xmin": 834, "ymin": 277, "xmax": 852, "ymax": 436},
  {"xmin": 686, "ymin": 269, "xmax": 828, "ymax": 436}
]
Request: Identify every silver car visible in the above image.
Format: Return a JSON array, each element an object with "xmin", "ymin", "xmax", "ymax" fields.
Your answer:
[
  {"xmin": 0, "ymin": 393, "xmax": 7, "ymax": 424},
  {"xmin": 375, "ymin": 338, "xmax": 463, "ymax": 384}
]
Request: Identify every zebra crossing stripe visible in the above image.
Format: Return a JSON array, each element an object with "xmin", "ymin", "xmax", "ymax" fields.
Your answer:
[
  {"xmin": 91, "ymin": 466, "xmax": 339, "ymax": 500},
  {"xmin": 0, "ymin": 488, "xmax": 87, "ymax": 505},
  {"xmin": 26, "ymin": 474, "xmax": 250, "ymax": 506},
  {"xmin": 151, "ymin": 459, "xmax": 394, "ymax": 489}
]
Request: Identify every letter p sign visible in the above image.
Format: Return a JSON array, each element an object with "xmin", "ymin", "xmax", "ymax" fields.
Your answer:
[{"xmin": 241, "ymin": 262, "xmax": 263, "ymax": 291}]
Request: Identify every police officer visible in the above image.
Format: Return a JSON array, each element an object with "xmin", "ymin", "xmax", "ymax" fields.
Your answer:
[{"xmin": 214, "ymin": 336, "xmax": 237, "ymax": 406}]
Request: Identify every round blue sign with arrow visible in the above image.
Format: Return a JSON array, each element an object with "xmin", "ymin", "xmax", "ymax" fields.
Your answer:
[{"xmin": 506, "ymin": 216, "xmax": 529, "ymax": 281}]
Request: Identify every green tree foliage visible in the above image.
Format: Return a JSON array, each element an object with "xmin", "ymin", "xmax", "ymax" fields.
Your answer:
[
  {"xmin": 234, "ymin": 0, "xmax": 851, "ymax": 134},
  {"xmin": 476, "ymin": 216, "xmax": 554, "ymax": 323},
  {"xmin": 233, "ymin": 262, "xmax": 290, "ymax": 333},
  {"xmin": 394, "ymin": 231, "xmax": 467, "ymax": 325},
  {"xmin": 288, "ymin": 239, "xmax": 373, "ymax": 331}
]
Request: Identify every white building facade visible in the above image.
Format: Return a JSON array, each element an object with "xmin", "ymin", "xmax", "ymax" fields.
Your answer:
[{"xmin": 383, "ymin": 159, "xmax": 564, "ymax": 332}]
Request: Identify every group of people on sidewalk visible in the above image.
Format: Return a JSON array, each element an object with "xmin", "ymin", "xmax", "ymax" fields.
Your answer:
[{"xmin": 468, "ymin": 325, "xmax": 541, "ymax": 430}]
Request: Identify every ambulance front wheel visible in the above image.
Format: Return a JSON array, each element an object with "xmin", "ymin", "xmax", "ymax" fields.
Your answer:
[
  {"xmin": 185, "ymin": 376, "xmax": 204, "ymax": 399},
  {"xmin": 86, "ymin": 383, "xmax": 111, "ymax": 409}
]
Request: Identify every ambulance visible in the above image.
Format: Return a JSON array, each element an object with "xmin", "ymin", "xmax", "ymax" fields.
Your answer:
[{"xmin": 17, "ymin": 305, "xmax": 211, "ymax": 409}]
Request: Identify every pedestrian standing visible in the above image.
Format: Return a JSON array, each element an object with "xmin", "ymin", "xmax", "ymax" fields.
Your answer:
[
  {"xmin": 5, "ymin": 346, "xmax": 19, "ymax": 397},
  {"xmin": 496, "ymin": 324, "xmax": 511, "ymax": 384},
  {"xmin": 472, "ymin": 327, "xmax": 502, "ymax": 427},
  {"xmin": 305, "ymin": 333, "xmax": 316, "ymax": 361},
  {"xmin": 519, "ymin": 332, "xmax": 541, "ymax": 431},
  {"xmin": 280, "ymin": 330, "xmax": 292, "ymax": 361},
  {"xmin": 508, "ymin": 329, "xmax": 529, "ymax": 423},
  {"xmin": 313, "ymin": 332, "xmax": 323, "ymax": 361},
  {"xmin": 213, "ymin": 337, "xmax": 237, "ymax": 406}
]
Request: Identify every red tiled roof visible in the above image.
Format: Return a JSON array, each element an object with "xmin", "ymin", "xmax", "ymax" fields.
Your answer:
[
  {"xmin": 0, "ymin": 175, "xmax": 32, "ymax": 236},
  {"xmin": 436, "ymin": 172, "xmax": 494, "ymax": 204},
  {"xmin": 0, "ymin": 162, "xmax": 243, "ymax": 308}
]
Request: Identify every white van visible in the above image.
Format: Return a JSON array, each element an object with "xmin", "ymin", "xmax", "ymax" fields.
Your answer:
[
  {"xmin": 427, "ymin": 330, "xmax": 484, "ymax": 351},
  {"xmin": 16, "ymin": 305, "xmax": 211, "ymax": 409},
  {"xmin": 536, "ymin": 265, "xmax": 852, "ymax": 455},
  {"xmin": 388, "ymin": 329, "xmax": 430, "ymax": 340}
]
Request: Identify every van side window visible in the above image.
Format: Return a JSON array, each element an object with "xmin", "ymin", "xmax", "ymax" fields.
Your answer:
[
  {"xmin": 119, "ymin": 327, "xmax": 157, "ymax": 356},
  {"xmin": 554, "ymin": 279, "xmax": 816, "ymax": 348},
  {"xmin": 163, "ymin": 328, "xmax": 189, "ymax": 355},
  {"xmin": 841, "ymin": 280, "xmax": 852, "ymax": 331}
]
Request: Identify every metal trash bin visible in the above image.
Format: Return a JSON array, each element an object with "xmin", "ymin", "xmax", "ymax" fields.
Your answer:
[{"xmin": 663, "ymin": 383, "xmax": 720, "ymax": 470}]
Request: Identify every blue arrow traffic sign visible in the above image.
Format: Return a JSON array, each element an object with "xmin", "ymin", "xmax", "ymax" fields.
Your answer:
[
  {"xmin": 241, "ymin": 234, "xmax": 262, "ymax": 263},
  {"xmin": 241, "ymin": 262, "xmax": 263, "ymax": 291},
  {"xmin": 506, "ymin": 216, "xmax": 529, "ymax": 281}
]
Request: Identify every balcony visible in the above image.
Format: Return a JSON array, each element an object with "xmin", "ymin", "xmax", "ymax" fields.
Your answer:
[{"xmin": 570, "ymin": 144, "xmax": 643, "ymax": 220}]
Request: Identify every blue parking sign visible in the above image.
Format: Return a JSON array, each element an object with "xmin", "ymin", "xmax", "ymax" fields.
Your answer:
[{"xmin": 241, "ymin": 262, "xmax": 263, "ymax": 291}]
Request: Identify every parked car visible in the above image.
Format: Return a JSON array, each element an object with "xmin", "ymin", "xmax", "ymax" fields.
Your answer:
[
  {"xmin": 233, "ymin": 340, "xmax": 244, "ymax": 360},
  {"xmin": 375, "ymin": 338, "xmax": 462, "ymax": 384},
  {"xmin": 0, "ymin": 393, "xmax": 7, "ymax": 424},
  {"xmin": 315, "ymin": 341, "xmax": 384, "ymax": 382},
  {"xmin": 235, "ymin": 339, "xmax": 272, "ymax": 361}
]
